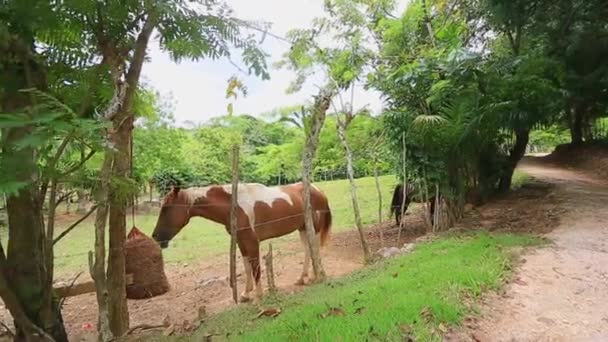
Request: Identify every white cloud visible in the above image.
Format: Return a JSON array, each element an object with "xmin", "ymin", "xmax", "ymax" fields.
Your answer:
[{"xmin": 141, "ymin": 0, "xmax": 388, "ymax": 126}]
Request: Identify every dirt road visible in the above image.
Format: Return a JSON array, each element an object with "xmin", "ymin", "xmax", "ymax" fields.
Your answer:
[{"xmin": 465, "ymin": 158, "xmax": 608, "ymax": 341}]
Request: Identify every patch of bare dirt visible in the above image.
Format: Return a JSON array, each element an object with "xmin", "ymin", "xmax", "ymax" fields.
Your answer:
[
  {"xmin": 454, "ymin": 179, "xmax": 563, "ymax": 235},
  {"xmin": 0, "ymin": 217, "xmax": 425, "ymax": 341},
  {"xmin": 447, "ymin": 157, "xmax": 608, "ymax": 342},
  {"xmin": 541, "ymin": 142, "xmax": 608, "ymax": 180}
]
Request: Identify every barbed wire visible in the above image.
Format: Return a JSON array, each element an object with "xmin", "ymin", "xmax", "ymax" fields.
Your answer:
[
  {"xmin": 56, "ymin": 241, "xmax": 335, "ymax": 290},
  {"xmin": 50, "ymin": 195, "xmax": 421, "ymax": 261},
  {"xmin": 55, "ymin": 222, "xmax": 421, "ymax": 290}
]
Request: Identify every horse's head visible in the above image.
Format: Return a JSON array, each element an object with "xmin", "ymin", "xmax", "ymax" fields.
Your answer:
[{"xmin": 152, "ymin": 186, "xmax": 191, "ymax": 249}]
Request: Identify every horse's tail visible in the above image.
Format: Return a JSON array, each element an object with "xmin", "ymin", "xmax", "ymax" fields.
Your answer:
[
  {"xmin": 390, "ymin": 184, "xmax": 402, "ymax": 215},
  {"xmin": 310, "ymin": 185, "xmax": 332, "ymax": 247},
  {"xmin": 320, "ymin": 203, "xmax": 332, "ymax": 247}
]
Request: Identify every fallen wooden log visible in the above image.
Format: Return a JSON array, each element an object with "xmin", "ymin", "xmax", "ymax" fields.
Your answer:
[{"xmin": 54, "ymin": 274, "xmax": 134, "ymax": 298}]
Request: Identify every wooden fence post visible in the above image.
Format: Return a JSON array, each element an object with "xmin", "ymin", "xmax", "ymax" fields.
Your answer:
[
  {"xmin": 229, "ymin": 144, "xmax": 239, "ymax": 304},
  {"xmin": 264, "ymin": 243, "xmax": 277, "ymax": 294}
]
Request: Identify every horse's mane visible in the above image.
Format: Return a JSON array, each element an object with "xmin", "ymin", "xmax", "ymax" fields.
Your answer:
[{"xmin": 180, "ymin": 187, "xmax": 211, "ymax": 205}]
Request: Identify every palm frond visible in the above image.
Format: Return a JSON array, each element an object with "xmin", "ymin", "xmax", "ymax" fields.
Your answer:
[{"xmin": 412, "ymin": 114, "xmax": 447, "ymax": 126}]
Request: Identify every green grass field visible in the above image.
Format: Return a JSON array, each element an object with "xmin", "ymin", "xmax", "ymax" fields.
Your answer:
[
  {"xmin": 4, "ymin": 170, "xmax": 530, "ymax": 277},
  {"xmin": 149, "ymin": 232, "xmax": 542, "ymax": 342},
  {"xmin": 51, "ymin": 174, "xmax": 397, "ymax": 276}
]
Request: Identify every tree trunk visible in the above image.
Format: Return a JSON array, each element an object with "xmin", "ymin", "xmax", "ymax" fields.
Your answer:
[
  {"xmin": 372, "ymin": 156, "xmax": 383, "ymax": 247},
  {"xmin": 229, "ymin": 144, "xmax": 239, "ymax": 304},
  {"xmin": 302, "ymin": 86, "xmax": 333, "ymax": 283},
  {"xmin": 397, "ymin": 133, "xmax": 407, "ymax": 242},
  {"xmin": 5, "ymin": 192, "xmax": 67, "ymax": 342},
  {"xmin": 106, "ymin": 110, "xmax": 131, "ymax": 336},
  {"xmin": 336, "ymin": 118, "xmax": 371, "ymax": 263},
  {"xmin": 0, "ymin": 243, "xmax": 54, "ymax": 342},
  {"xmin": 498, "ymin": 128, "xmax": 530, "ymax": 192},
  {"xmin": 264, "ymin": 244, "xmax": 277, "ymax": 293},
  {"xmin": 421, "ymin": 164, "xmax": 431, "ymax": 229},
  {"xmin": 0, "ymin": 37, "xmax": 67, "ymax": 341},
  {"xmin": 570, "ymin": 103, "xmax": 584, "ymax": 145},
  {"xmin": 582, "ymin": 114, "xmax": 593, "ymax": 142},
  {"xmin": 90, "ymin": 152, "xmax": 113, "ymax": 342},
  {"xmin": 100, "ymin": 15, "xmax": 156, "ymax": 336}
]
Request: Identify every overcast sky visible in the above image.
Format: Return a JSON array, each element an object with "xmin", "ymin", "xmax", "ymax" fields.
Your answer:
[{"xmin": 140, "ymin": 0, "xmax": 395, "ymax": 126}]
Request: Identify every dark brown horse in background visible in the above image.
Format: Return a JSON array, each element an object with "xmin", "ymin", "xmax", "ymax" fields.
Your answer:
[
  {"xmin": 390, "ymin": 183, "xmax": 436, "ymax": 226},
  {"xmin": 151, "ymin": 182, "xmax": 332, "ymax": 303}
]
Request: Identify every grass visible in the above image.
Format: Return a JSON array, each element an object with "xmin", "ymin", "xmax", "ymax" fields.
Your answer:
[
  {"xmin": 511, "ymin": 170, "xmax": 531, "ymax": 189},
  {"xmin": 2, "ymin": 170, "xmax": 531, "ymax": 277},
  {"xmin": 48, "ymin": 174, "xmax": 398, "ymax": 277},
  {"xmin": 151, "ymin": 231, "xmax": 543, "ymax": 342}
]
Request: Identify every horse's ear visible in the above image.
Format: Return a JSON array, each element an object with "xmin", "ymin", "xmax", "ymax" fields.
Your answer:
[{"xmin": 171, "ymin": 186, "xmax": 181, "ymax": 196}]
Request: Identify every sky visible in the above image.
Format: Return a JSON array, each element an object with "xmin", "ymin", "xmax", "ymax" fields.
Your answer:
[{"xmin": 140, "ymin": 0, "xmax": 391, "ymax": 127}]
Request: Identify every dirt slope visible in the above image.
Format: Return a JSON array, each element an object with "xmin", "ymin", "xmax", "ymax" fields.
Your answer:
[{"xmin": 451, "ymin": 157, "xmax": 608, "ymax": 342}]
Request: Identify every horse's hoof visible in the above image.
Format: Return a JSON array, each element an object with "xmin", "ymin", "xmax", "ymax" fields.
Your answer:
[
  {"xmin": 294, "ymin": 278, "xmax": 306, "ymax": 286},
  {"xmin": 239, "ymin": 293, "xmax": 251, "ymax": 303}
]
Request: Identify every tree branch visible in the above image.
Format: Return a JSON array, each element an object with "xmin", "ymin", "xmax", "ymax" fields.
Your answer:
[
  {"xmin": 56, "ymin": 190, "xmax": 76, "ymax": 207},
  {"xmin": 0, "ymin": 321, "xmax": 14, "ymax": 339},
  {"xmin": 126, "ymin": 12, "xmax": 147, "ymax": 33},
  {"xmin": 506, "ymin": 30, "xmax": 518, "ymax": 55},
  {"xmin": 39, "ymin": 134, "xmax": 73, "ymax": 203},
  {"xmin": 123, "ymin": 14, "xmax": 157, "ymax": 113},
  {"xmin": 53, "ymin": 205, "xmax": 98, "ymax": 245},
  {"xmin": 60, "ymin": 149, "xmax": 96, "ymax": 177},
  {"xmin": 58, "ymin": 272, "xmax": 83, "ymax": 308}
]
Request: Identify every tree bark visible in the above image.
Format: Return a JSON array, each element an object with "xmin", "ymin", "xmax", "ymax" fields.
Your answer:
[
  {"xmin": 0, "ymin": 36, "xmax": 67, "ymax": 341},
  {"xmin": 0, "ymin": 244, "xmax": 54, "ymax": 342},
  {"xmin": 397, "ymin": 133, "xmax": 407, "ymax": 241},
  {"xmin": 99, "ymin": 15, "xmax": 156, "ymax": 336},
  {"xmin": 336, "ymin": 118, "xmax": 371, "ymax": 263},
  {"xmin": 106, "ymin": 111, "xmax": 131, "ymax": 336},
  {"xmin": 264, "ymin": 244, "xmax": 277, "ymax": 293},
  {"xmin": 229, "ymin": 145, "xmax": 239, "ymax": 304},
  {"xmin": 571, "ymin": 103, "xmax": 584, "ymax": 144},
  {"xmin": 302, "ymin": 86, "xmax": 333, "ymax": 283},
  {"xmin": 90, "ymin": 152, "xmax": 113, "ymax": 342},
  {"xmin": 372, "ymin": 155, "xmax": 384, "ymax": 247},
  {"xmin": 498, "ymin": 128, "xmax": 530, "ymax": 192}
]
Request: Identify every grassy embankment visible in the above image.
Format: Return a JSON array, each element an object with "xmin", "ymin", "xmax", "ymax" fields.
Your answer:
[{"xmin": 158, "ymin": 232, "xmax": 543, "ymax": 341}]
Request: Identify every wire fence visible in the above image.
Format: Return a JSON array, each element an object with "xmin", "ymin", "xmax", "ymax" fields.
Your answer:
[
  {"xmin": 46, "ymin": 187, "xmax": 416, "ymax": 264},
  {"xmin": 53, "ymin": 221, "xmax": 421, "ymax": 293}
]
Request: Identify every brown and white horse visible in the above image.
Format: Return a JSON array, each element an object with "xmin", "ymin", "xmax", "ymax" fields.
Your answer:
[{"xmin": 151, "ymin": 182, "xmax": 332, "ymax": 303}]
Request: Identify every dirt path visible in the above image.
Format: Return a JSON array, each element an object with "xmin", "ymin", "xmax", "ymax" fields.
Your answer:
[{"xmin": 463, "ymin": 158, "xmax": 608, "ymax": 341}]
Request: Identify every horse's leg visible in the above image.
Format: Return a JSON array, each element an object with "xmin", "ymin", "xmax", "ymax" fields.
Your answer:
[
  {"xmin": 240, "ymin": 256, "xmax": 254, "ymax": 302},
  {"xmin": 236, "ymin": 237, "xmax": 254, "ymax": 303},
  {"xmin": 250, "ymin": 244, "xmax": 263, "ymax": 304},
  {"xmin": 237, "ymin": 229, "xmax": 257, "ymax": 302},
  {"xmin": 295, "ymin": 230, "xmax": 311, "ymax": 285}
]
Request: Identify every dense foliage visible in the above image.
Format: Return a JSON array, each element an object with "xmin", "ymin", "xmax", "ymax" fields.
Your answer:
[
  {"xmin": 362, "ymin": 0, "xmax": 608, "ymax": 222},
  {"xmin": 1, "ymin": 0, "xmax": 607, "ymax": 339},
  {"xmin": 131, "ymin": 108, "xmax": 391, "ymax": 194}
]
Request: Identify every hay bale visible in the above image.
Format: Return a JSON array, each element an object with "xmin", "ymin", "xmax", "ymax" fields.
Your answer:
[{"xmin": 125, "ymin": 227, "xmax": 170, "ymax": 299}]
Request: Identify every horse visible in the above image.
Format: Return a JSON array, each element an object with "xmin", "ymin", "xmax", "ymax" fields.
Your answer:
[
  {"xmin": 151, "ymin": 182, "xmax": 332, "ymax": 303},
  {"xmin": 390, "ymin": 183, "xmax": 436, "ymax": 227}
]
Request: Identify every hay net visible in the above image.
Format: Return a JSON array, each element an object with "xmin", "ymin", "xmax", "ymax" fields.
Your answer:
[{"xmin": 125, "ymin": 226, "xmax": 170, "ymax": 299}]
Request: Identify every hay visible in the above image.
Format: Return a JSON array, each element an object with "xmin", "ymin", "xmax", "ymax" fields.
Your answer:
[{"xmin": 125, "ymin": 227, "xmax": 170, "ymax": 299}]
